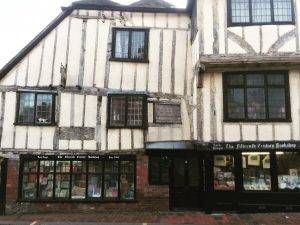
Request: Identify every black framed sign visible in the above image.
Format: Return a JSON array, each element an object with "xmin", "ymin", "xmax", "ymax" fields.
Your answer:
[{"xmin": 211, "ymin": 141, "xmax": 300, "ymax": 151}]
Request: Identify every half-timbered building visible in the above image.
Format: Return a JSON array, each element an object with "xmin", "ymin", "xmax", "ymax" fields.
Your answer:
[{"xmin": 0, "ymin": 0, "xmax": 300, "ymax": 215}]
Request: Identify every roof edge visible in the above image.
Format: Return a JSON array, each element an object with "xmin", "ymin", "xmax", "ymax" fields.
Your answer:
[
  {"xmin": 0, "ymin": 8, "xmax": 73, "ymax": 79},
  {"xmin": 0, "ymin": 2, "xmax": 192, "ymax": 79}
]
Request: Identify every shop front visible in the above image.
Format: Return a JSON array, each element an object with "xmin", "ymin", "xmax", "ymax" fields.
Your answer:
[
  {"xmin": 205, "ymin": 141, "xmax": 300, "ymax": 213},
  {"xmin": 147, "ymin": 140, "xmax": 300, "ymax": 213}
]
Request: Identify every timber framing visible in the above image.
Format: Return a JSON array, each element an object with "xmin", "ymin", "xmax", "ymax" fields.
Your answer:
[
  {"xmin": 0, "ymin": 0, "xmax": 193, "ymax": 80},
  {"xmin": 198, "ymin": 54, "xmax": 300, "ymax": 72}
]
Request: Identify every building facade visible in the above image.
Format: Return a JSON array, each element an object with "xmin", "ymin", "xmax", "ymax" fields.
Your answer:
[{"xmin": 0, "ymin": 0, "xmax": 299, "ymax": 215}]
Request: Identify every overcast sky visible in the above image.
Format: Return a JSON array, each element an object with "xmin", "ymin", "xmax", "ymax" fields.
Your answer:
[{"xmin": 0, "ymin": 0, "xmax": 186, "ymax": 69}]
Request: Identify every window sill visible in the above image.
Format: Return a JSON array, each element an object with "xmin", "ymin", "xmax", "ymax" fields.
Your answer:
[
  {"xmin": 228, "ymin": 21, "xmax": 295, "ymax": 27},
  {"xmin": 223, "ymin": 119, "xmax": 292, "ymax": 123},
  {"xmin": 109, "ymin": 58, "xmax": 149, "ymax": 63},
  {"xmin": 14, "ymin": 122, "xmax": 57, "ymax": 127},
  {"xmin": 107, "ymin": 126, "xmax": 147, "ymax": 130},
  {"xmin": 17, "ymin": 199, "xmax": 138, "ymax": 203}
]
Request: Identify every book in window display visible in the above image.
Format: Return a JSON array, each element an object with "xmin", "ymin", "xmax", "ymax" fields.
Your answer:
[
  {"xmin": 213, "ymin": 155, "xmax": 235, "ymax": 191},
  {"xmin": 243, "ymin": 153, "xmax": 271, "ymax": 191},
  {"xmin": 277, "ymin": 152, "xmax": 300, "ymax": 190}
]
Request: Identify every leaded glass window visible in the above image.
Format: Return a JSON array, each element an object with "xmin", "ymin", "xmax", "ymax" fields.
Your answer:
[
  {"xmin": 229, "ymin": 0, "xmax": 294, "ymax": 25},
  {"xmin": 224, "ymin": 72, "xmax": 290, "ymax": 121},
  {"xmin": 17, "ymin": 92, "xmax": 55, "ymax": 125},
  {"xmin": 108, "ymin": 95, "xmax": 147, "ymax": 128}
]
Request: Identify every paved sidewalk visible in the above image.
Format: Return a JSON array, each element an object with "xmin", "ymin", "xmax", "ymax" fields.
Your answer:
[{"xmin": 0, "ymin": 212, "xmax": 299, "ymax": 225}]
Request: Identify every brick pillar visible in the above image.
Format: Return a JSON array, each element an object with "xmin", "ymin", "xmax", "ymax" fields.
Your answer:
[{"xmin": 5, "ymin": 159, "xmax": 19, "ymax": 214}]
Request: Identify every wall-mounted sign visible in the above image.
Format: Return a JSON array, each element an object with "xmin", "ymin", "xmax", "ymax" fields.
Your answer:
[
  {"xmin": 22, "ymin": 155, "xmax": 134, "ymax": 161},
  {"xmin": 211, "ymin": 141, "xmax": 300, "ymax": 151},
  {"xmin": 154, "ymin": 103, "xmax": 181, "ymax": 124}
]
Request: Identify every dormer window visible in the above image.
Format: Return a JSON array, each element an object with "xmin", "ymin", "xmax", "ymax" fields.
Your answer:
[
  {"xmin": 111, "ymin": 28, "xmax": 149, "ymax": 63},
  {"xmin": 228, "ymin": 0, "xmax": 294, "ymax": 26}
]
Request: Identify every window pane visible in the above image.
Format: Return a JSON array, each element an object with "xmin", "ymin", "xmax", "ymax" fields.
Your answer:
[
  {"xmin": 73, "ymin": 161, "xmax": 86, "ymax": 173},
  {"xmin": 105, "ymin": 161, "xmax": 118, "ymax": 173},
  {"xmin": 22, "ymin": 174, "xmax": 37, "ymax": 200},
  {"xmin": 115, "ymin": 30, "xmax": 129, "ymax": 58},
  {"xmin": 88, "ymin": 175, "xmax": 102, "ymax": 198},
  {"xmin": 89, "ymin": 161, "xmax": 102, "ymax": 173},
  {"xmin": 131, "ymin": 31, "xmax": 145, "ymax": 60},
  {"xmin": 56, "ymin": 161, "xmax": 70, "ymax": 173},
  {"xmin": 23, "ymin": 161, "xmax": 38, "ymax": 173},
  {"xmin": 247, "ymin": 88, "xmax": 266, "ymax": 119},
  {"xmin": 268, "ymin": 88, "xmax": 286, "ymax": 119},
  {"xmin": 273, "ymin": 0, "xmax": 293, "ymax": 22},
  {"xmin": 227, "ymin": 88, "xmax": 245, "ymax": 119},
  {"xmin": 71, "ymin": 174, "xmax": 86, "ymax": 199},
  {"xmin": 127, "ymin": 96, "xmax": 143, "ymax": 127},
  {"xmin": 40, "ymin": 161, "xmax": 54, "ymax": 173},
  {"xmin": 120, "ymin": 161, "xmax": 135, "ymax": 200},
  {"xmin": 243, "ymin": 153, "xmax": 271, "ymax": 191},
  {"xmin": 174, "ymin": 158, "xmax": 185, "ymax": 187},
  {"xmin": 252, "ymin": 0, "xmax": 272, "ymax": 23},
  {"xmin": 104, "ymin": 161, "xmax": 119, "ymax": 199},
  {"xmin": 55, "ymin": 174, "xmax": 70, "ymax": 198},
  {"xmin": 36, "ymin": 94, "xmax": 53, "ymax": 124},
  {"xmin": 227, "ymin": 74, "xmax": 244, "ymax": 85},
  {"xmin": 246, "ymin": 74, "xmax": 264, "ymax": 86},
  {"xmin": 231, "ymin": 0, "xmax": 250, "ymax": 23},
  {"xmin": 104, "ymin": 174, "xmax": 119, "ymax": 199},
  {"xmin": 160, "ymin": 157, "xmax": 170, "ymax": 184},
  {"xmin": 39, "ymin": 174, "xmax": 54, "ymax": 198},
  {"xmin": 214, "ymin": 155, "xmax": 235, "ymax": 191},
  {"xmin": 277, "ymin": 152, "xmax": 300, "ymax": 190},
  {"xmin": 110, "ymin": 96, "xmax": 126, "ymax": 127},
  {"xmin": 267, "ymin": 74, "xmax": 285, "ymax": 85},
  {"xmin": 18, "ymin": 93, "xmax": 35, "ymax": 123}
]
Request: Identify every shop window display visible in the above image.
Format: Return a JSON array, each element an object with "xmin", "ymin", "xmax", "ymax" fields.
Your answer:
[
  {"xmin": 277, "ymin": 152, "xmax": 300, "ymax": 190},
  {"xmin": 20, "ymin": 157, "xmax": 135, "ymax": 201},
  {"xmin": 214, "ymin": 155, "xmax": 235, "ymax": 191},
  {"xmin": 104, "ymin": 161, "xmax": 119, "ymax": 199},
  {"xmin": 242, "ymin": 152, "xmax": 271, "ymax": 191},
  {"xmin": 120, "ymin": 161, "xmax": 135, "ymax": 200}
]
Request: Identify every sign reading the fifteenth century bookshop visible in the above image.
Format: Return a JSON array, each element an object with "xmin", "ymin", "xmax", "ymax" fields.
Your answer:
[{"xmin": 211, "ymin": 141, "xmax": 300, "ymax": 151}]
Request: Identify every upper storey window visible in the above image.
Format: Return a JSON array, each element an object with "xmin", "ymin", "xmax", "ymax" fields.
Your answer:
[
  {"xmin": 229, "ymin": 0, "xmax": 294, "ymax": 26},
  {"xmin": 111, "ymin": 28, "xmax": 149, "ymax": 63},
  {"xmin": 16, "ymin": 92, "xmax": 56, "ymax": 126},
  {"xmin": 223, "ymin": 72, "xmax": 291, "ymax": 122},
  {"xmin": 107, "ymin": 94, "xmax": 147, "ymax": 129}
]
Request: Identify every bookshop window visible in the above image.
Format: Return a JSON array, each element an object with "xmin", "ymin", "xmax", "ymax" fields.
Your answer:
[
  {"xmin": 224, "ymin": 72, "xmax": 290, "ymax": 122},
  {"xmin": 20, "ymin": 158, "xmax": 136, "ymax": 201},
  {"xmin": 149, "ymin": 156, "xmax": 171, "ymax": 185},
  {"xmin": 214, "ymin": 155, "xmax": 235, "ymax": 191},
  {"xmin": 242, "ymin": 152, "xmax": 271, "ymax": 191},
  {"xmin": 277, "ymin": 152, "xmax": 300, "ymax": 191}
]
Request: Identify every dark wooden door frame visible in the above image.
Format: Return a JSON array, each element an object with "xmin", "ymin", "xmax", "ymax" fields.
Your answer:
[{"xmin": 169, "ymin": 155, "xmax": 204, "ymax": 210}]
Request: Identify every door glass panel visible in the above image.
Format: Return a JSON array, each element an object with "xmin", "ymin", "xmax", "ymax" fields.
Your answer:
[
  {"xmin": 214, "ymin": 155, "xmax": 235, "ymax": 191},
  {"xmin": 174, "ymin": 158, "xmax": 185, "ymax": 187},
  {"xmin": 188, "ymin": 158, "xmax": 199, "ymax": 187}
]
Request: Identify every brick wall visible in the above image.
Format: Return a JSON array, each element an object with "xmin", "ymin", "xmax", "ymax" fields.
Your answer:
[{"xmin": 4, "ymin": 153, "xmax": 170, "ymax": 215}]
